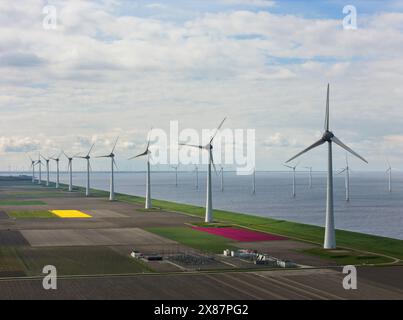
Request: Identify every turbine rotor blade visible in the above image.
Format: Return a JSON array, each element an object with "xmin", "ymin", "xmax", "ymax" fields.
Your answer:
[
  {"xmin": 87, "ymin": 143, "xmax": 95, "ymax": 157},
  {"xmin": 286, "ymin": 138, "xmax": 325, "ymax": 163},
  {"xmin": 210, "ymin": 149, "xmax": 218, "ymax": 176},
  {"xmin": 128, "ymin": 150, "xmax": 148, "ymax": 160},
  {"xmin": 331, "ymin": 136, "xmax": 368, "ymax": 163},
  {"xmin": 111, "ymin": 136, "xmax": 119, "ymax": 154},
  {"xmin": 337, "ymin": 168, "xmax": 347, "ymax": 174},
  {"xmin": 146, "ymin": 128, "xmax": 153, "ymax": 151},
  {"xmin": 113, "ymin": 158, "xmax": 118, "ymax": 170},
  {"xmin": 179, "ymin": 143, "xmax": 203, "ymax": 149},
  {"xmin": 210, "ymin": 117, "xmax": 227, "ymax": 143}
]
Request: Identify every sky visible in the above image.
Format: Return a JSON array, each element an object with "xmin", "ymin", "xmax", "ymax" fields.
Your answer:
[{"xmin": 1, "ymin": 0, "xmax": 403, "ymax": 172}]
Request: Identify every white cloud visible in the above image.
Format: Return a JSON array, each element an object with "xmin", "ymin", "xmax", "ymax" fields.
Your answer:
[
  {"xmin": 0, "ymin": 137, "xmax": 41, "ymax": 153},
  {"xmin": 263, "ymin": 133, "xmax": 300, "ymax": 148},
  {"xmin": 219, "ymin": 0, "xmax": 276, "ymax": 7}
]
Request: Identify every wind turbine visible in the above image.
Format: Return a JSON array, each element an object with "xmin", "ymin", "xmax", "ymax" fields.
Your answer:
[
  {"xmin": 220, "ymin": 166, "xmax": 224, "ymax": 192},
  {"xmin": 252, "ymin": 168, "xmax": 256, "ymax": 194},
  {"xmin": 180, "ymin": 118, "xmax": 226, "ymax": 223},
  {"xmin": 27, "ymin": 154, "xmax": 36, "ymax": 183},
  {"xmin": 194, "ymin": 165, "xmax": 199, "ymax": 189},
  {"xmin": 75, "ymin": 143, "xmax": 95, "ymax": 197},
  {"xmin": 283, "ymin": 162, "xmax": 299, "ymax": 198},
  {"xmin": 337, "ymin": 154, "xmax": 350, "ymax": 202},
  {"xmin": 36, "ymin": 153, "xmax": 42, "ymax": 185},
  {"xmin": 129, "ymin": 131, "xmax": 153, "ymax": 209},
  {"xmin": 285, "ymin": 84, "xmax": 367, "ymax": 249},
  {"xmin": 171, "ymin": 165, "xmax": 179, "ymax": 187},
  {"xmin": 386, "ymin": 160, "xmax": 392, "ymax": 193},
  {"xmin": 305, "ymin": 166, "xmax": 313, "ymax": 188},
  {"xmin": 50, "ymin": 152, "xmax": 62, "ymax": 188},
  {"xmin": 96, "ymin": 137, "xmax": 119, "ymax": 201},
  {"xmin": 41, "ymin": 154, "xmax": 51, "ymax": 187},
  {"xmin": 63, "ymin": 151, "xmax": 74, "ymax": 192}
]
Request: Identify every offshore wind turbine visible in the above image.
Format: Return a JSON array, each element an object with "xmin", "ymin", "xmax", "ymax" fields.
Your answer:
[
  {"xmin": 286, "ymin": 84, "xmax": 367, "ymax": 249},
  {"xmin": 283, "ymin": 162, "xmax": 299, "ymax": 198},
  {"xmin": 63, "ymin": 151, "xmax": 74, "ymax": 192},
  {"xmin": 75, "ymin": 143, "xmax": 95, "ymax": 197},
  {"xmin": 180, "ymin": 118, "xmax": 226, "ymax": 223},
  {"xmin": 252, "ymin": 168, "xmax": 256, "ymax": 194},
  {"xmin": 171, "ymin": 165, "xmax": 179, "ymax": 187},
  {"xmin": 27, "ymin": 154, "xmax": 36, "ymax": 183},
  {"xmin": 41, "ymin": 154, "xmax": 51, "ymax": 186},
  {"xmin": 36, "ymin": 154, "xmax": 42, "ymax": 185},
  {"xmin": 96, "ymin": 137, "xmax": 119, "ymax": 201},
  {"xmin": 220, "ymin": 166, "xmax": 224, "ymax": 192},
  {"xmin": 50, "ymin": 152, "xmax": 62, "ymax": 188},
  {"xmin": 305, "ymin": 166, "xmax": 313, "ymax": 188},
  {"xmin": 194, "ymin": 165, "xmax": 199, "ymax": 189},
  {"xmin": 337, "ymin": 154, "xmax": 350, "ymax": 202},
  {"xmin": 129, "ymin": 131, "xmax": 153, "ymax": 209},
  {"xmin": 386, "ymin": 160, "xmax": 392, "ymax": 193}
]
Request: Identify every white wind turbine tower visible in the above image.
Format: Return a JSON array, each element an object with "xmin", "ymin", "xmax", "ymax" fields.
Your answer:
[
  {"xmin": 194, "ymin": 165, "xmax": 199, "ymax": 189},
  {"xmin": 180, "ymin": 118, "xmax": 226, "ymax": 223},
  {"xmin": 36, "ymin": 154, "xmax": 42, "ymax": 185},
  {"xmin": 286, "ymin": 84, "xmax": 367, "ymax": 249},
  {"xmin": 171, "ymin": 165, "xmax": 179, "ymax": 187},
  {"xmin": 220, "ymin": 166, "xmax": 224, "ymax": 192},
  {"xmin": 50, "ymin": 152, "xmax": 62, "ymax": 188},
  {"xmin": 41, "ymin": 154, "xmax": 51, "ymax": 187},
  {"xmin": 283, "ymin": 162, "xmax": 299, "ymax": 198},
  {"xmin": 129, "ymin": 131, "xmax": 153, "ymax": 209},
  {"xmin": 75, "ymin": 144, "xmax": 95, "ymax": 197},
  {"xmin": 386, "ymin": 160, "xmax": 392, "ymax": 193},
  {"xmin": 96, "ymin": 137, "xmax": 119, "ymax": 201},
  {"xmin": 305, "ymin": 166, "xmax": 313, "ymax": 188},
  {"xmin": 63, "ymin": 151, "xmax": 74, "ymax": 192},
  {"xmin": 27, "ymin": 154, "xmax": 36, "ymax": 183},
  {"xmin": 252, "ymin": 168, "xmax": 256, "ymax": 194},
  {"xmin": 337, "ymin": 154, "xmax": 350, "ymax": 202}
]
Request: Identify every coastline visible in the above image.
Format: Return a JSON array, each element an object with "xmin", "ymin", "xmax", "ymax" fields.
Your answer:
[{"xmin": 48, "ymin": 180, "xmax": 403, "ymax": 264}]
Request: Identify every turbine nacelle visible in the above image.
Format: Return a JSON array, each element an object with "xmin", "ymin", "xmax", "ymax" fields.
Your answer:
[{"xmin": 322, "ymin": 131, "xmax": 334, "ymax": 142}]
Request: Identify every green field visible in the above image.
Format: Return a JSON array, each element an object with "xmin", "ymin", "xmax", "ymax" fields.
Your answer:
[
  {"xmin": 118, "ymin": 194, "xmax": 403, "ymax": 262},
  {"xmin": 146, "ymin": 226, "xmax": 236, "ymax": 254},
  {"xmin": 0, "ymin": 200, "xmax": 46, "ymax": 206},
  {"xmin": 302, "ymin": 248, "xmax": 393, "ymax": 265},
  {"xmin": 10, "ymin": 246, "xmax": 152, "ymax": 276},
  {"xmin": 0, "ymin": 247, "xmax": 27, "ymax": 275},
  {"xmin": 7, "ymin": 210, "xmax": 56, "ymax": 219}
]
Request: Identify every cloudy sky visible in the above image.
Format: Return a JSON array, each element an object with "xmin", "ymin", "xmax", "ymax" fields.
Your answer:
[{"xmin": 1, "ymin": 0, "xmax": 403, "ymax": 172}]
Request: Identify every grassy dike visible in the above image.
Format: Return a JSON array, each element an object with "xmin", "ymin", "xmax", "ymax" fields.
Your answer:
[
  {"xmin": 52, "ymin": 181, "xmax": 403, "ymax": 263},
  {"xmin": 116, "ymin": 194, "xmax": 403, "ymax": 263}
]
